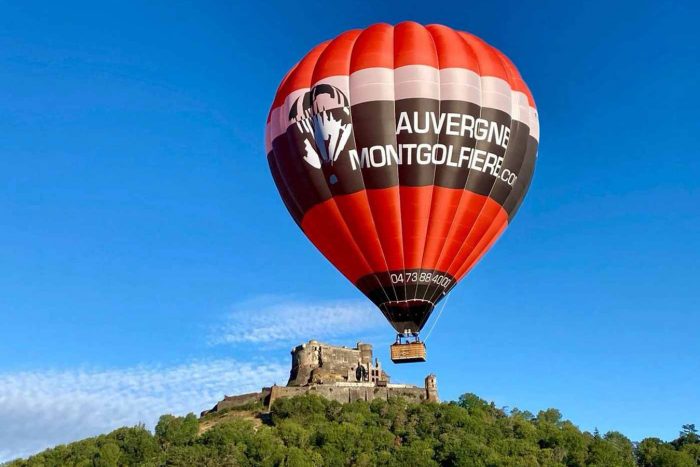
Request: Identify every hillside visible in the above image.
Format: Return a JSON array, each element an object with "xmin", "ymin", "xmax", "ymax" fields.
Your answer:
[{"xmin": 6, "ymin": 393, "xmax": 699, "ymax": 466}]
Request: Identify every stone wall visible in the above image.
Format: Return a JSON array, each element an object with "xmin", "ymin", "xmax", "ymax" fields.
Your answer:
[
  {"xmin": 201, "ymin": 382, "xmax": 436, "ymax": 416},
  {"xmin": 268, "ymin": 383, "xmax": 428, "ymax": 408}
]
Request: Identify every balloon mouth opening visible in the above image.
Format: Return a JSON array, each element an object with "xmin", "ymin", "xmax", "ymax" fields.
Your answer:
[{"xmin": 379, "ymin": 299, "xmax": 435, "ymax": 335}]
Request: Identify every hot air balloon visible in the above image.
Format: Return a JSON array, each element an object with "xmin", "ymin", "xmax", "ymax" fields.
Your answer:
[{"xmin": 265, "ymin": 22, "xmax": 539, "ymax": 363}]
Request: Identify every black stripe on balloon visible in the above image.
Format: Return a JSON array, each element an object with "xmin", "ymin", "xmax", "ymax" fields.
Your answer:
[
  {"xmin": 504, "ymin": 134, "xmax": 537, "ymax": 220},
  {"xmin": 267, "ymin": 154, "xmax": 303, "ymax": 225},
  {"xmin": 350, "ymin": 100, "xmax": 399, "ymax": 189},
  {"xmin": 268, "ymin": 98, "xmax": 537, "ymax": 217},
  {"xmin": 356, "ymin": 268, "xmax": 455, "ymax": 305},
  {"xmin": 488, "ymin": 119, "xmax": 528, "ymax": 208},
  {"xmin": 394, "ymin": 98, "xmax": 441, "ymax": 187}
]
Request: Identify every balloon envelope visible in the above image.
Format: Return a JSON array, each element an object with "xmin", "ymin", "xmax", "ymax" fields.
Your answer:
[{"xmin": 266, "ymin": 22, "xmax": 539, "ymax": 335}]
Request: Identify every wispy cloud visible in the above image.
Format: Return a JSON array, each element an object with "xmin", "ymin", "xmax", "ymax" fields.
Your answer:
[
  {"xmin": 0, "ymin": 296, "xmax": 387, "ymax": 462},
  {"xmin": 0, "ymin": 359, "xmax": 287, "ymax": 462},
  {"xmin": 209, "ymin": 296, "xmax": 386, "ymax": 346}
]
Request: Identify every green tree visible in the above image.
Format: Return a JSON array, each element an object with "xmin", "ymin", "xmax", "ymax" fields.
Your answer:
[
  {"xmin": 8, "ymin": 392, "xmax": 698, "ymax": 467},
  {"xmin": 283, "ymin": 446, "xmax": 323, "ymax": 467},
  {"xmin": 674, "ymin": 424, "xmax": 700, "ymax": 448},
  {"xmin": 155, "ymin": 413, "xmax": 199, "ymax": 447},
  {"xmin": 108, "ymin": 425, "xmax": 159, "ymax": 464},
  {"xmin": 637, "ymin": 437, "xmax": 696, "ymax": 467},
  {"xmin": 93, "ymin": 441, "xmax": 121, "ymax": 467},
  {"xmin": 276, "ymin": 420, "xmax": 311, "ymax": 448}
]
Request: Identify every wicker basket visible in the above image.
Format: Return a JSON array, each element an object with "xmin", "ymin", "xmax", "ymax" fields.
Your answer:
[{"xmin": 390, "ymin": 342, "xmax": 427, "ymax": 363}]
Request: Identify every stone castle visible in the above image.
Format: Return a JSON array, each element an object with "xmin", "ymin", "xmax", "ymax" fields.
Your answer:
[
  {"xmin": 202, "ymin": 340, "xmax": 438, "ymax": 416},
  {"xmin": 288, "ymin": 340, "xmax": 389, "ymax": 386}
]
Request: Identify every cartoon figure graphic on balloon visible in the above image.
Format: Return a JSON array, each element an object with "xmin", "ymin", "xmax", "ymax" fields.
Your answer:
[{"xmin": 288, "ymin": 84, "xmax": 353, "ymax": 170}]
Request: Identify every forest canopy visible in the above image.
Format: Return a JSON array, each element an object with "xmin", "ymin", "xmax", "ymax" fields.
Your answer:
[{"xmin": 6, "ymin": 393, "xmax": 699, "ymax": 466}]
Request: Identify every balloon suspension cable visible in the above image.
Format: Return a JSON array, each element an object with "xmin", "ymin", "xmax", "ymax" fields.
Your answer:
[{"xmin": 423, "ymin": 294, "xmax": 450, "ymax": 343}]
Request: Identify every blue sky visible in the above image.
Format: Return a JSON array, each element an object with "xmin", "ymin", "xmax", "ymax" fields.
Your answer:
[{"xmin": 1, "ymin": 0, "xmax": 699, "ymax": 460}]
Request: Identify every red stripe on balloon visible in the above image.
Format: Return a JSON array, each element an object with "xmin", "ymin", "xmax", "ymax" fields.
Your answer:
[
  {"xmin": 398, "ymin": 186, "xmax": 434, "ymax": 270},
  {"xmin": 393, "ymin": 22, "xmax": 439, "ymax": 69},
  {"xmin": 426, "ymin": 24, "xmax": 479, "ymax": 70},
  {"xmin": 350, "ymin": 23, "xmax": 394, "ymax": 72},
  {"xmin": 269, "ymin": 41, "xmax": 330, "ymax": 113},
  {"xmin": 457, "ymin": 32, "xmax": 509, "ymax": 85},
  {"xmin": 491, "ymin": 48, "xmax": 536, "ymax": 108},
  {"xmin": 365, "ymin": 187, "xmax": 405, "ymax": 271},
  {"xmin": 301, "ymin": 198, "xmax": 374, "ymax": 283},
  {"xmin": 301, "ymin": 189, "xmax": 405, "ymax": 283},
  {"xmin": 300, "ymin": 186, "xmax": 508, "ymax": 284},
  {"xmin": 420, "ymin": 187, "xmax": 464, "ymax": 269},
  {"xmin": 445, "ymin": 199, "xmax": 508, "ymax": 277},
  {"xmin": 268, "ymin": 23, "xmax": 538, "ymax": 123},
  {"xmin": 434, "ymin": 192, "xmax": 504, "ymax": 273},
  {"xmin": 311, "ymin": 30, "xmax": 360, "ymax": 83},
  {"xmin": 333, "ymin": 192, "xmax": 391, "ymax": 274},
  {"xmin": 458, "ymin": 32, "xmax": 535, "ymax": 107},
  {"xmin": 454, "ymin": 218, "xmax": 508, "ymax": 280}
]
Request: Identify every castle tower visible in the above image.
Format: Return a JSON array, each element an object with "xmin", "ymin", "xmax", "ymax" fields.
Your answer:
[
  {"xmin": 357, "ymin": 342, "xmax": 373, "ymax": 365},
  {"xmin": 287, "ymin": 340, "xmax": 321, "ymax": 386},
  {"xmin": 425, "ymin": 374, "xmax": 439, "ymax": 402}
]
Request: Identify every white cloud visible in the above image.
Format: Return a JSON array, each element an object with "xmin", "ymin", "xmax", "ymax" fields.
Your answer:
[
  {"xmin": 209, "ymin": 296, "xmax": 386, "ymax": 346},
  {"xmin": 0, "ymin": 296, "xmax": 388, "ymax": 462},
  {"xmin": 0, "ymin": 358, "xmax": 287, "ymax": 462}
]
